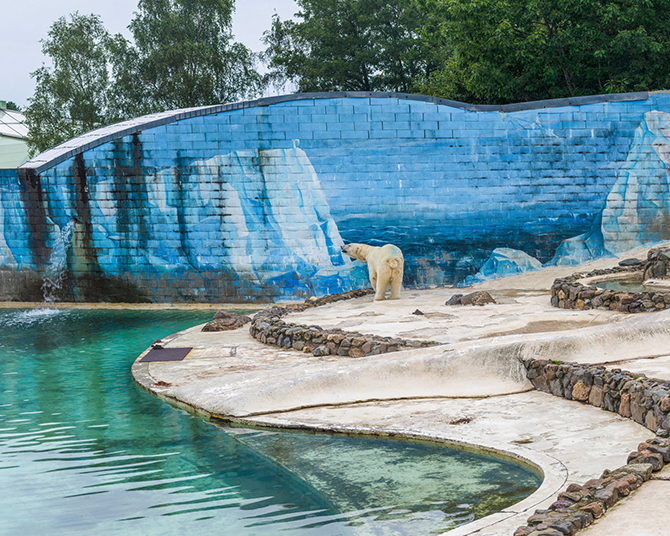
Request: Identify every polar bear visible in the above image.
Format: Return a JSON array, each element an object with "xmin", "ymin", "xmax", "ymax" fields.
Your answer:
[{"xmin": 342, "ymin": 243, "xmax": 404, "ymax": 300}]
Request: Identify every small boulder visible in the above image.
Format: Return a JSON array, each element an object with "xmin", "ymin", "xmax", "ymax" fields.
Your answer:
[
  {"xmin": 618, "ymin": 258, "xmax": 643, "ymax": 267},
  {"xmin": 202, "ymin": 311, "xmax": 252, "ymax": 332},
  {"xmin": 446, "ymin": 291, "xmax": 496, "ymax": 306},
  {"xmin": 445, "ymin": 294, "xmax": 463, "ymax": 306},
  {"xmin": 461, "ymin": 291, "xmax": 496, "ymax": 306}
]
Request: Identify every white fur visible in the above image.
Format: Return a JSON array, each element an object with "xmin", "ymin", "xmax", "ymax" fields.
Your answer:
[{"xmin": 342, "ymin": 243, "xmax": 404, "ymax": 300}]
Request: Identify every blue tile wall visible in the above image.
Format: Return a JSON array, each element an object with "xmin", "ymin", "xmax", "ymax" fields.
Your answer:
[{"xmin": 2, "ymin": 92, "xmax": 670, "ymax": 302}]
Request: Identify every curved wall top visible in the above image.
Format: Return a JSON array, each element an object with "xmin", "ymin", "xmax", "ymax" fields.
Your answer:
[
  {"xmin": 19, "ymin": 90, "xmax": 649, "ymax": 174},
  {"xmin": 2, "ymin": 89, "xmax": 670, "ymax": 302}
]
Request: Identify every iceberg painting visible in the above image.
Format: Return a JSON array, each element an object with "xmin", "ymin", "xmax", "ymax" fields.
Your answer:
[
  {"xmin": 601, "ymin": 111, "xmax": 670, "ymax": 253},
  {"xmin": 465, "ymin": 111, "xmax": 670, "ymax": 283},
  {"xmin": 3, "ymin": 146, "xmax": 363, "ymax": 301},
  {"xmin": 548, "ymin": 111, "xmax": 670, "ymax": 269},
  {"xmin": 116, "ymin": 146, "xmax": 361, "ymax": 295}
]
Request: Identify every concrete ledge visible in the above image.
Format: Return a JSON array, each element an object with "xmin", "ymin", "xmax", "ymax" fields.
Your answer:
[{"xmin": 130, "ymin": 298, "xmax": 657, "ymax": 533}]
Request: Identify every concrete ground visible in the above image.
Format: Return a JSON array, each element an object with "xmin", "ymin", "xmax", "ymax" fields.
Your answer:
[{"xmin": 132, "ymin": 246, "xmax": 670, "ymax": 536}]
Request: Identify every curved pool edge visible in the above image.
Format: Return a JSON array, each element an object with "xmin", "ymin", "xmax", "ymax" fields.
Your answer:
[
  {"xmin": 131, "ymin": 341, "xmax": 568, "ymax": 536},
  {"xmin": 133, "ymin": 367, "xmax": 566, "ymax": 536},
  {"xmin": 230, "ymin": 419, "xmax": 568, "ymax": 536}
]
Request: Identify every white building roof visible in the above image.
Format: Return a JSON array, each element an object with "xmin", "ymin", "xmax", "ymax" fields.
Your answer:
[{"xmin": 0, "ymin": 108, "xmax": 29, "ymax": 140}]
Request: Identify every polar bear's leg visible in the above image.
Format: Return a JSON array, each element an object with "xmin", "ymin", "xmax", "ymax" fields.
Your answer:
[
  {"xmin": 368, "ymin": 263, "xmax": 378, "ymax": 293},
  {"xmin": 374, "ymin": 272, "xmax": 389, "ymax": 300},
  {"xmin": 389, "ymin": 270, "xmax": 402, "ymax": 299}
]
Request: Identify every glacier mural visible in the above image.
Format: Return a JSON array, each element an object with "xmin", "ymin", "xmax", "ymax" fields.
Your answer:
[
  {"xmin": 474, "ymin": 111, "xmax": 670, "ymax": 283},
  {"xmin": 2, "ymin": 147, "xmax": 364, "ymax": 301},
  {"xmin": 188, "ymin": 146, "xmax": 352, "ymax": 283},
  {"xmin": 544, "ymin": 111, "xmax": 670, "ymax": 270},
  {"xmin": 601, "ymin": 111, "xmax": 670, "ymax": 253}
]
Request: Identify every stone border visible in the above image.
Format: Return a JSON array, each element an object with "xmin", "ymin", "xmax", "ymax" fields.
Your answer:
[
  {"xmin": 513, "ymin": 358, "xmax": 670, "ymax": 535},
  {"xmin": 513, "ymin": 459, "xmax": 659, "ymax": 536},
  {"xmin": 551, "ymin": 248, "xmax": 670, "ymax": 313},
  {"xmin": 550, "ymin": 266, "xmax": 670, "ymax": 313},
  {"xmin": 248, "ymin": 290, "xmax": 439, "ymax": 357},
  {"xmin": 525, "ymin": 358, "xmax": 670, "ymax": 437}
]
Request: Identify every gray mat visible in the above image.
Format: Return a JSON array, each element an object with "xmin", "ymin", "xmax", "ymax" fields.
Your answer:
[{"xmin": 139, "ymin": 347, "xmax": 192, "ymax": 362}]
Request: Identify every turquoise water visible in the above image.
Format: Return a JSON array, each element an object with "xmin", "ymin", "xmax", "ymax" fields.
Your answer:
[{"xmin": 0, "ymin": 308, "xmax": 541, "ymax": 535}]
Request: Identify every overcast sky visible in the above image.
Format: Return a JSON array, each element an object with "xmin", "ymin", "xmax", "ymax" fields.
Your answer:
[{"xmin": 0, "ymin": 0, "xmax": 298, "ymax": 108}]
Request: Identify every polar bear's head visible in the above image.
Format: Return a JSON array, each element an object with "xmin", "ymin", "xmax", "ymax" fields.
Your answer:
[{"xmin": 341, "ymin": 243, "xmax": 369, "ymax": 262}]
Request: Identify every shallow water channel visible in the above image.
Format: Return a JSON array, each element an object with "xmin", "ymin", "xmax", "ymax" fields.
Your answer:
[{"xmin": 0, "ymin": 308, "xmax": 541, "ymax": 535}]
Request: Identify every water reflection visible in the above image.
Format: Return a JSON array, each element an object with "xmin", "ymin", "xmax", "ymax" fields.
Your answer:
[{"xmin": 0, "ymin": 308, "xmax": 540, "ymax": 535}]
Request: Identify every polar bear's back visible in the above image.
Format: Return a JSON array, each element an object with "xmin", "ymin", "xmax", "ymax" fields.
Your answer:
[{"xmin": 378, "ymin": 244, "xmax": 403, "ymax": 269}]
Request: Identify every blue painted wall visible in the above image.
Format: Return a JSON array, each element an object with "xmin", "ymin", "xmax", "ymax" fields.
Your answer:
[{"xmin": 3, "ymin": 91, "xmax": 670, "ymax": 302}]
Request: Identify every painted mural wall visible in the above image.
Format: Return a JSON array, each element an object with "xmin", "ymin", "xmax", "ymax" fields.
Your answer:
[{"xmin": 2, "ymin": 91, "xmax": 670, "ymax": 302}]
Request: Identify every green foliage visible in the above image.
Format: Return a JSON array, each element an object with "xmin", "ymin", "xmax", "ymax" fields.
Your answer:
[
  {"xmin": 24, "ymin": 13, "xmax": 116, "ymax": 155},
  {"xmin": 113, "ymin": 0, "xmax": 262, "ymax": 116},
  {"xmin": 418, "ymin": 0, "xmax": 670, "ymax": 104},
  {"xmin": 3, "ymin": 102, "xmax": 21, "ymax": 111},
  {"xmin": 25, "ymin": 1, "xmax": 262, "ymax": 155},
  {"xmin": 262, "ymin": 0, "xmax": 438, "ymax": 93}
]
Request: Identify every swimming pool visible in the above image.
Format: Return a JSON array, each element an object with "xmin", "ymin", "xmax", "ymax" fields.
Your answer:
[{"xmin": 0, "ymin": 308, "xmax": 541, "ymax": 535}]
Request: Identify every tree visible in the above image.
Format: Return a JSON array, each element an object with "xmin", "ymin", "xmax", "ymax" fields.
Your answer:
[
  {"xmin": 262, "ymin": 0, "xmax": 437, "ymax": 93},
  {"xmin": 112, "ymin": 0, "xmax": 262, "ymax": 116},
  {"xmin": 417, "ymin": 0, "xmax": 670, "ymax": 104},
  {"xmin": 3, "ymin": 102, "xmax": 21, "ymax": 111},
  {"xmin": 24, "ymin": 13, "xmax": 117, "ymax": 155},
  {"xmin": 25, "ymin": 2, "xmax": 262, "ymax": 155}
]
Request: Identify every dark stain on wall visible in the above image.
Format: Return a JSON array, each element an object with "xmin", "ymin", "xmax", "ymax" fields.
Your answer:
[
  {"xmin": 252, "ymin": 151, "xmax": 270, "ymax": 230},
  {"xmin": 17, "ymin": 168, "xmax": 49, "ymax": 269},
  {"xmin": 73, "ymin": 154, "xmax": 101, "ymax": 275},
  {"xmin": 111, "ymin": 134, "xmax": 150, "ymax": 270},
  {"xmin": 174, "ymin": 152, "xmax": 192, "ymax": 267}
]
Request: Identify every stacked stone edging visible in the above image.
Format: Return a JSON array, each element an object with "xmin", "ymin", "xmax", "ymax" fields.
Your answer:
[
  {"xmin": 249, "ymin": 290, "xmax": 439, "ymax": 358},
  {"xmin": 514, "ymin": 458, "xmax": 660, "ymax": 536},
  {"xmin": 514, "ymin": 358, "xmax": 670, "ymax": 535},
  {"xmin": 551, "ymin": 248, "xmax": 670, "ymax": 313},
  {"xmin": 525, "ymin": 358, "xmax": 670, "ymax": 436},
  {"xmin": 550, "ymin": 266, "xmax": 670, "ymax": 313}
]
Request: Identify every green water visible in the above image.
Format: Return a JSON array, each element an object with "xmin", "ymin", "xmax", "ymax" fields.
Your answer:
[
  {"xmin": 0, "ymin": 308, "xmax": 541, "ymax": 535},
  {"xmin": 595, "ymin": 280, "xmax": 646, "ymax": 292}
]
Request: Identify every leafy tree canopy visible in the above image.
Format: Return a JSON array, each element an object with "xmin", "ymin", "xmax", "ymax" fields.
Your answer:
[
  {"xmin": 262, "ymin": 0, "xmax": 438, "ymax": 93},
  {"xmin": 25, "ymin": 1, "xmax": 262, "ymax": 154},
  {"xmin": 418, "ymin": 0, "xmax": 670, "ymax": 104},
  {"xmin": 112, "ymin": 0, "xmax": 262, "ymax": 116},
  {"xmin": 24, "ymin": 12, "xmax": 115, "ymax": 155}
]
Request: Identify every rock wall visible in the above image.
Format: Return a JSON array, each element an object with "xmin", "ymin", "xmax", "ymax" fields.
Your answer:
[
  {"xmin": 551, "ymin": 247, "xmax": 670, "ymax": 312},
  {"xmin": 4, "ymin": 91, "xmax": 670, "ymax": 302},
  {"xmin": 515, "ymin": 357, "xmax": 670, "ymax": 536},
  {"xmin": 248, "ymin": 293, "xmax": 439, "ymax": 357},
  {"xmin": 525, "ymin": 358, "xmax": 670, "ymax": 435}
]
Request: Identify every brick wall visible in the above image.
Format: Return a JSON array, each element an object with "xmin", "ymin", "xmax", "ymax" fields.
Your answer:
[{"xmin": 1, "ymin": 91, "xmax": 669, "ymax": 303}]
